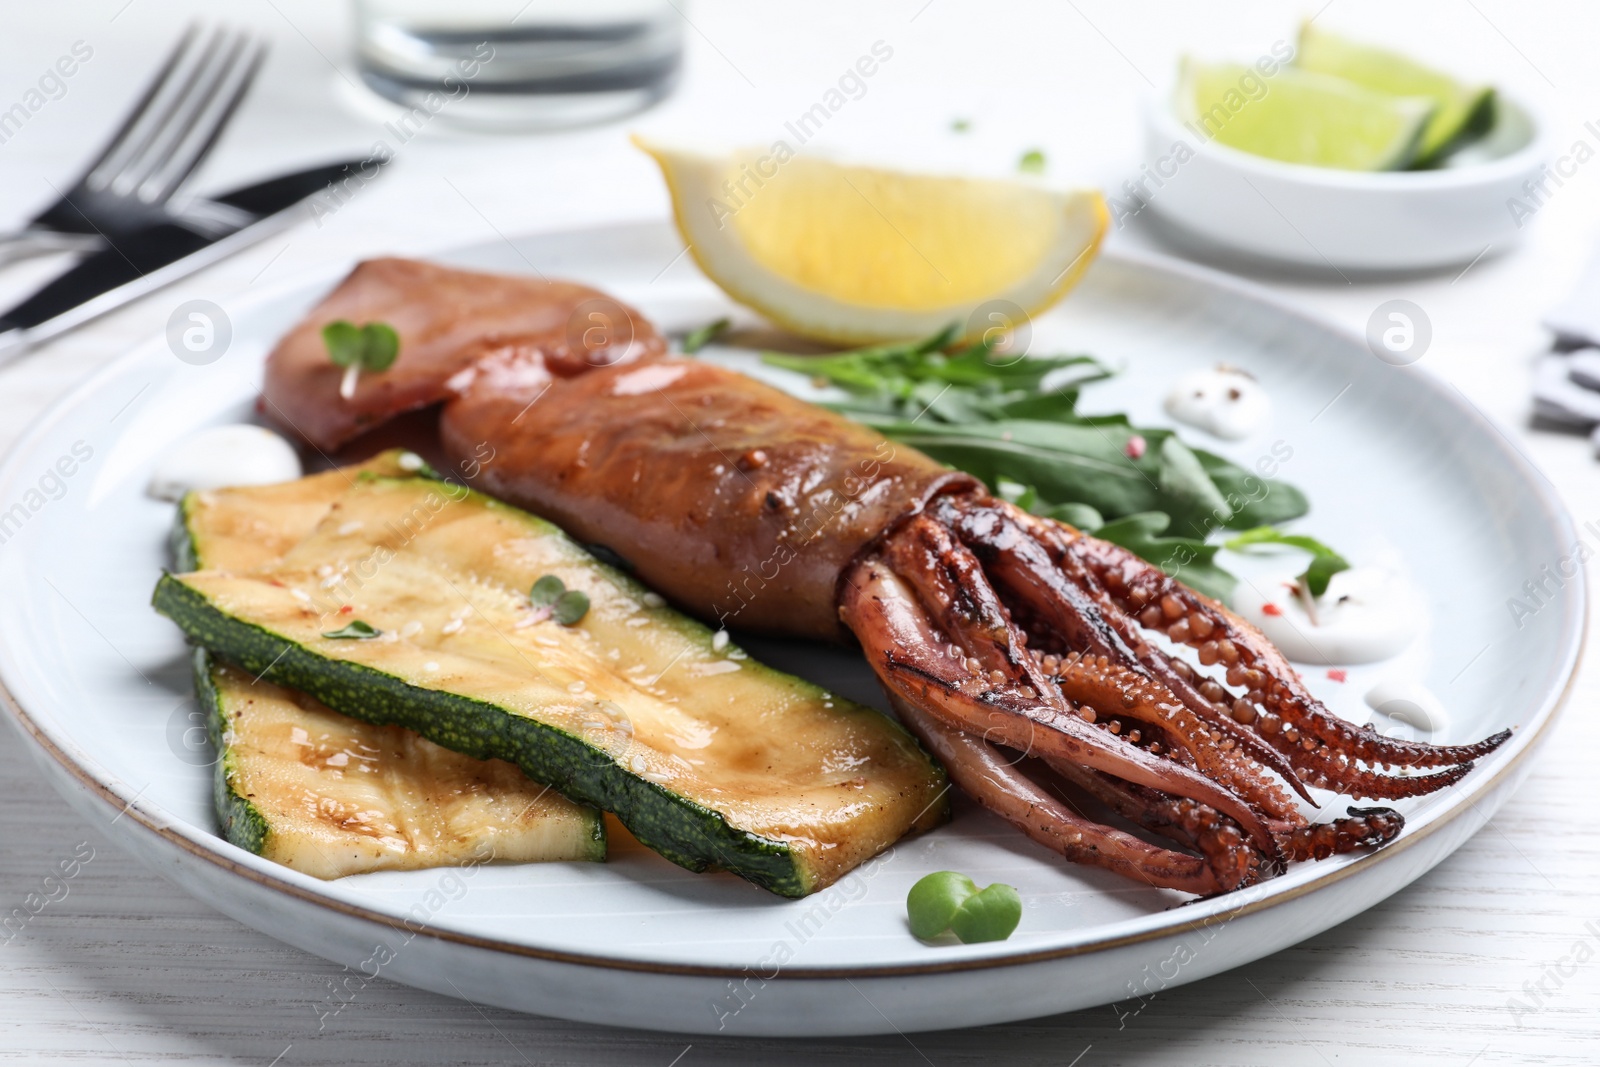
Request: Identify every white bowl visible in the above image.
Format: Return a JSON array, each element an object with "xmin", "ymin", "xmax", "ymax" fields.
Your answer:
[{"xmin": 1136, "ymin": 90, "xmax": 1548, "ymax": 272}]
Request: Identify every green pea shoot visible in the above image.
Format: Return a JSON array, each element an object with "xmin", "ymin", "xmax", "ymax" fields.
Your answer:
[{"xmin": 907, "ymin": 870, "xmax": 1022, "ymax": 943}]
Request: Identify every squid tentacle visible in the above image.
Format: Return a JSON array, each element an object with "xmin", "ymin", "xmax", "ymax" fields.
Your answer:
[
  {"xmin": 1066, "ymin": 533, "xmax": 1509, "ymax": 779},
  {"xmin": 996, "ymin": 502, "xmax": 1316, "ymax": 805},
  {"xmin": 890, "ymin": 694, "xmax": 1227, "ymax": 896},
  {"xmin": 1050, "ymin": 760, "xmax": 1404, "ymax": 868},
  {"xmin": 936, "ymin": 497, "xmax": 1306, "ymax": 823},
  {"xmin": 881, "ymin": 516, "xmax": 1191, "ymax": 766},
  {"xmin": 836, "ymin": 494, "xmax": 1494, "ymax": 893},
  {"xmin": 1049, "ymin": 652, "xmax": 1302, "ymax": 824},
  {"xmin": 1273, "ymin": 749, "xmax": 1477, "ymax": 800},
  {"xmin": 1279, "ymin": 806, "xmax": 1406, "ymax": 861},
  {"xmin": 879, "ymin": 515, "xmax": 1060, "ymax": 698},
  {"xmin": 841, "ymin": 549, "xmax": 1285, "ymax": 862},
  {"xmin": 1043, "ymin": 758, "xmax": 1267, "ymax": 891}
]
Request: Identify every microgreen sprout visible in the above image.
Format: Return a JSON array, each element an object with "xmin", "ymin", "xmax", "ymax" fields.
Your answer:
[
  {"xmin": 322, "ymin": 620, "xmax": 381, "ymax": 639},
  {"xmin": 323, "ymin": 320, "xmax": 400, "ymax": 399},
  {"xmin": 530, "ymin": 575, "xmax": 590, "ymax": 626}
]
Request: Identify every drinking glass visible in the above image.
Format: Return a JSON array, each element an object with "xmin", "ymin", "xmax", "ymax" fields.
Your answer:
[{"xmin": 353, "ymin": 0, "xmax": 683, "ymax": 129}]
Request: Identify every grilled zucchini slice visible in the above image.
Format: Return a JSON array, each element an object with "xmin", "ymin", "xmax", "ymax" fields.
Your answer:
[
  {"xmin": 156, "ymin": 471, "xmax": 947, "ymax": 896},
  {"xmin": 196, "ymin": 650, "xmax": 604, "ymax": 877},
  {"xmin": 180, "ymin": 451, "xmax": 604, "ymax": 878}
]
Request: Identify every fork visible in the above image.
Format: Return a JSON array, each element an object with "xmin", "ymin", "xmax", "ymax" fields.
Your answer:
[{"xmin": 0, "ymin": 25, "xmax": 266, "ymax": 268}]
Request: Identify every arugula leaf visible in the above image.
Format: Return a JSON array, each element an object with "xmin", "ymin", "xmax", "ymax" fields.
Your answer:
[
  {"xmin": 1040, "ymin": 500, "xmax": 1105, "ymax": 529},
  {"xmin": 927, "ymin": 343, "xmax": 1098, "ymax": 391},
  {"xmin": 763, "ymin": 326, "xmax": 1108, "ymax": 422},
  {"xmin": 763, "ymin": 326, "xmax": 1302, "ymax": 536},
  {"xmin": 1194, "ymin": 450, "xmax": 1308, "ymax": 529},
  {"xmin": 1155, "ymin": 434, "xmax": 1232, "ymax": 533},
  {"xmin": 994, "ymin": 478, "xmax": 1038, "ymax": 510},
  {"xmin": 681, "ymin": 317, "xmax": 731, "ymax": 354},
  {"xmin": 1224, "ymin": 526, "xmax": 1350, "ymax": 598},
  {"xmin": 869, "ymin": 418, "xmax": 1290, "ymax": 539},
  {"xmin": 1095, "ymin": 513, "xmax": 1236, "ymax": 602},
  {"xmin": 987, "ymin": 389, "xmax": 1088, "ymax": 422},
  {"xmin": 873, "ymin": 419, "xmax": 1159, "ymax": 519},
  {"xmin": 758, "ymin": 325, "xmax": 1321, "ymax": 596},
  {"xmin": 763, "ymin": 326, "xmax": 958, "ymax": 395},
  {"xmin": 997, "ymin": 479, "xmax": 1103, "ymax": 527}
]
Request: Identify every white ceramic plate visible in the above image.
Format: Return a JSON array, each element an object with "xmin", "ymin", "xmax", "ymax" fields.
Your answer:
[{"xmin": 0, "ymin": 221, "xmax": 1581, "ymax": 1036}]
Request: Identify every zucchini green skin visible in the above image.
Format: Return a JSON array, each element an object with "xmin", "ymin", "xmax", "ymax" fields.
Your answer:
[
  {"xmin": 191, "ymin": 646, "xmax": 272, "ymax": 856},
  {"xmin": 173, "ymin": 500, "xmax": 270, "ymax": 858},
  {"xmin": 168, "ymin": 493, "xmax": 200, "ymax": 573},
  {"xmin": 153, "ymin": 574, "xmax": 810, "ymax": 896}
]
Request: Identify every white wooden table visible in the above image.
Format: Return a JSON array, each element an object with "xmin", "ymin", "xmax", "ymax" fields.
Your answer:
[{"xmin": 3, "ymin": 2, "xmax": 1598, "ymax": 1063}]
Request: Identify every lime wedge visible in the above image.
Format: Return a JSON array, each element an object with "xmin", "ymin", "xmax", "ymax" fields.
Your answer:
[
  {"xmin": 1295, "ymin": 23, "xmax": 1495, "ymax": 166},
  {"xmin": 1177, "ymin": 58, "xmax": 1435, "ymax": 171}
]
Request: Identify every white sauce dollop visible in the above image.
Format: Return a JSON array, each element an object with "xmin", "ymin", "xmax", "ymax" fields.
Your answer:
[
  {"xmin": 146, "ymin": 424, "xmax": 302, "ymax": 501},
  {"xmin": 1163, "ymin": 365, "xmax": 1270, "ymax": 440},
  {"xmin": 1230, "ymin": 566, "xmax": 1421, "ymax": 666},
  {"xmin": 1363, "ymin": 678, "xmax": 1450, "ymax": 735}
]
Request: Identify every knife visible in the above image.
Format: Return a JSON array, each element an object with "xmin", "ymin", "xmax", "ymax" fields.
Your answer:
[{"xmin": 0, "ymin": 157, "xmax": 381, "ymax": 364}]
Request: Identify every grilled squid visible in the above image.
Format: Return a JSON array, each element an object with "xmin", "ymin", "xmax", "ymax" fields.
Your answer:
[{"xmin": 261, "ymin": 259, "xmax": 1508, "ymax": 895}]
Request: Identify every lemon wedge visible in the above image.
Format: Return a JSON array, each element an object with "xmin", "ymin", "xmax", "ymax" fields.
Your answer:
[{"xmin": 636, "ymin": 137, "xmax": 1108, "ymax": 345}]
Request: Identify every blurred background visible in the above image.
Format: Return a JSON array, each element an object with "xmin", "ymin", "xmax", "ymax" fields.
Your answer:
[{"xmin": 2, "ymin": 0, "xmax": 1595, "ymax": 421}]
